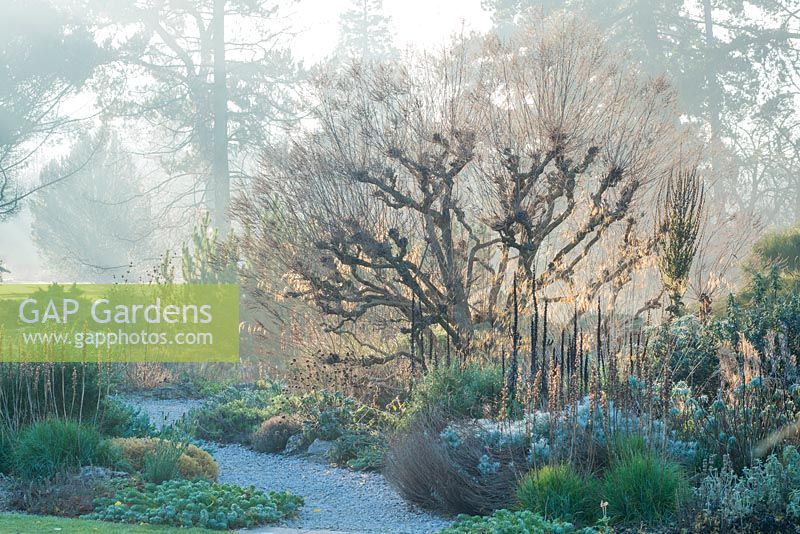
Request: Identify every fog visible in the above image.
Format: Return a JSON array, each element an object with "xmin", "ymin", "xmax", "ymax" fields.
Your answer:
[
  {"xmin": 1, "ymin": 0, "xmax": 798, "ymax": 332},
  {"xmin": 0, "ymin": 0, "xmax": 491, "ymax": 282}
]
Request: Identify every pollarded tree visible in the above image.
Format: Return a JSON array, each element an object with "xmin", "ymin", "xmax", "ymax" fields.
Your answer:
[
  {"xmin": 234, "ymin": 16, "xmax": 685, "ymax": 362},
  {"xmin": 235, "ymin": 55, "xmax": 484, "ymax": 361},
  {"xmin": 474, "ymin": 17, "xmax": 681, "ymax": 314},
  {"xmin": 481, "ymin": 0, "xmax": 800, "ymax": 226}
]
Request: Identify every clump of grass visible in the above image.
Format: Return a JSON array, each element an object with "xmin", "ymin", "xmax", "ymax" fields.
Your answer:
[
  {"xmin": 385, "ymin": 411, "xmax": 525, "ymax": 515},
  {"xmin": 515, "ymin": 464, "xmax": 599, "ymax": 524},
  {"xmin": 0, "ymin": 426, "xmax": 17, "ymax": 474},
  {"xmin": 12, "ymin": 419, "xmax": 118, "ymax": 481},
  {"xmin": 142, "ymin": 439, "xmax": 186, "ymax": 483},
  {"xmin": 406, "ymin": 363, "xmax": 503, "ymax": 419},
  {"xmin": 601, "ymin": 450, "xmax": 688, "ymax": 524}
]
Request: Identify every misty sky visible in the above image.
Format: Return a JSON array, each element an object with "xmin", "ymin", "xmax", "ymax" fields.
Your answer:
[
  {"xmin": 0, "ymin": 0, "xmax": 492, "ymax": 282},
  {"xmin": 292, "ymin": 0, "xmax": 491, "ymax": 64}
]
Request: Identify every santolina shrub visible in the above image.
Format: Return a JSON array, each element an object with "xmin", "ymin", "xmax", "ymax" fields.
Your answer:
[{"xmin": 112, "ymin": 437, "xmax": 218, "ymax": 481}]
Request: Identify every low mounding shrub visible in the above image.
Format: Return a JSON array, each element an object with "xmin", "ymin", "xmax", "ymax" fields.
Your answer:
[
  {"xmin": 191, "ymin": 387, "xmax": 278, "ymax": 443},
  {"xmin": 346, "ymin": 443, "xmax": 385, "ymax": 471},
  {"xmin": 694, "ymin": 446, "xmax": 800, "ymax": 532},
  {"xmin": 329, "ymin": 430, "xmax": 385, "ymax": 471},
  {"xmin": 194, "ymin": 398, "xmax": 270, "ymax": 443},
  {"xmin": 84, "ymin": 479, "xmax": 303, "ymax": 530},
  {"xmin": 97, "ymin": 398, "xmax": 154, "ymax": 438},
  {"xmin": 189, "ymin": 384, "xmax": 391, "ymax": 465},
  {"xmin": 297, "ymin": 391, "xmax": 370, "ymax": 442},
  {"xmin": 251, "ymin": 415, "xmax": 302, "ymax": 453},
  {"xmin": 386, "ymin": 411, "xmax": 525, "ymax": 515},
  {"xmin": 112, "ymin": 437, "xmax": 218, "ymax": 481},
  {"xmin": 439, "ymin": 509, "xmax": 587, "ymax": 533},
  {"xmin": 12, "ymin": 419, "xmax": 119, "ymax": 481},
  {"xmin": 406, "ymin": 364, "xmax": 503, "ymax": 419},
  {"xmin": 516, "ymin": 464, "xmax": 599, "ymax": 525},
  {"xmin": 12, "ymin": 471, "xmax": 112, "ymax": 517},
  {"xmin": 601, "ymin": 450, "xmax": 687, "ymax": 524}
]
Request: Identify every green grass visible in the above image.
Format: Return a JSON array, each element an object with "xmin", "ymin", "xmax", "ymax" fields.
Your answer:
[
  {"xmin": 515, "ymin": 464, "xmax": 599, "ymax": 524},
  {"xmin": 11, "ymin": 419, "xmax": 119, "ymax": 481},
  {"xmin": 601, "ymin": 451, "xmax": 688, "ymax": 524},
  {"xmin": 0, "ymin": 513, "xmax": 216, "ymax": 534}
]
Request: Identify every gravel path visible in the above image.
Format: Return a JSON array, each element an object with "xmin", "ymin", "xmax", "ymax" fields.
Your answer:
[
  {"xmin": 123, "ymin": 397, "xmax": 452, "ymax": 534},
  {"xmin": 118, "ymin": 396, "xmax": 206, "ymax": 430}
]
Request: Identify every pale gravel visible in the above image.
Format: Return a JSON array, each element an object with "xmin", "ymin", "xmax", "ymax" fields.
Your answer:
[{"xmin": 122, "ymin": 397, "xmax": 452, "ymax": 534}]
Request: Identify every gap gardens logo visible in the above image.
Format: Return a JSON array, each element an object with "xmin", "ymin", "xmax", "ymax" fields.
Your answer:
[{"xmin": 0, "ymin": 284, "xmax": 239, "ymax": 362}]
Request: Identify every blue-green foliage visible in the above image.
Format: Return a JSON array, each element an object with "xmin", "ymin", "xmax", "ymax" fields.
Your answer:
[
  {"xmin": 98, "ymin": 398, "xmax": 155, "ymax": 438},
  {"xmin": 439, "ymin": 509, "xmax": 599, "ymax": 533},
  {"xmin": 696, "ymin": 445, "xmax": 800, "ymax": 530},
  {"xmin": 84, "ymin": 479, "xmax": 303, "ymax": 530},
  {"xmin": 523, "ymin": 397, "xmax": 697, "ymax": 468},
  {"xmin": 670, "ymin": 370, "xmax": 800, "ymax": 471}
]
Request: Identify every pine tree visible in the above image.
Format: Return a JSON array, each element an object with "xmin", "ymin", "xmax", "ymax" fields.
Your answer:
[{"xmin": 336, "ymin": 0, "xmax": 398, "ymax": 62}]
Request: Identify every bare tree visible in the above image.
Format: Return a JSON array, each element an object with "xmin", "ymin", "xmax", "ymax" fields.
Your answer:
[
  {"xmin": 235, "ymin": 55, "xmax": 484, "ymax": 361},
  {"xmin": 234, "ymin": 16, "xmax": 687, "ymax": 362},
  {"xmin": 475, "ymin": 17, "xmax": 680, "ymax": 314}
]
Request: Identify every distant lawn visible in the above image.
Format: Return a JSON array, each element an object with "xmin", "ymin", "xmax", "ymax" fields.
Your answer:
[{"xmin": 0, "ymin": 513, "xmax": 216, "ymax": 534}]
